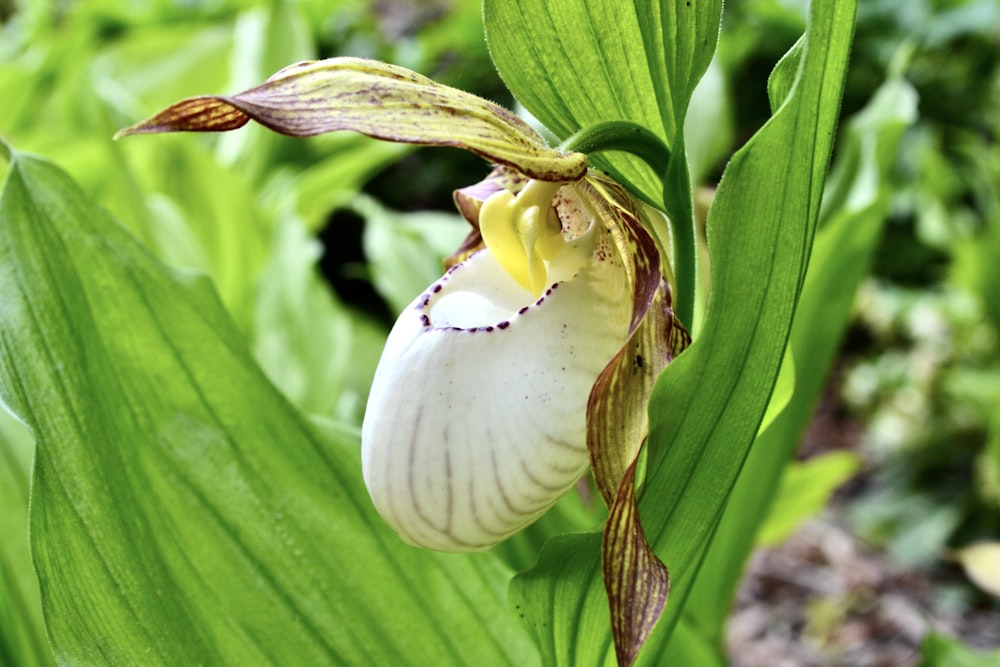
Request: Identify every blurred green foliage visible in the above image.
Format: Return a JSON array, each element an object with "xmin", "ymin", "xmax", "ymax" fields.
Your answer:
[
  {"xmin": 706, "ymin": 0, "xmax": 1000, "ymax": 649},
  {"xmin": 841, "ymin": 0, "xmax": 1000, "ymax": 581}
]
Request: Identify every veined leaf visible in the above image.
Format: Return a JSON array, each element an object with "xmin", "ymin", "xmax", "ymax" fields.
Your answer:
[
  {"xmin": 484, "ymin": 0, "xmax": 722, "ymax": 207},
  {"xmin": 508, "ymin": 2, "xmax": 857, "ymax": 663},
  {"xmin": 640, "ymin": 0, "xmax": 857, "ymax": 643},
  {"xmin": 0, "ymin": 147, "xmax": 537, "ymax": 666},
  {"xmin": 685, "ymin": 74, "xmax": 918, "ymax": 642},
  {"xmin": 0, "ymin": 409, "xmax": 54, "ymax": 667}
]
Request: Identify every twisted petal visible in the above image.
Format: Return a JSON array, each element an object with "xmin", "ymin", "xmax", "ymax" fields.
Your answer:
[
  {"xmin": 361, "ymin": 231, "xmax": 631, "ymax": 551},
  {"xmin": 116, "ymin": 57, "xmax": 587, "ymax": 182},
  {"xmin": 573, "ymin": 175, "xmax": 689, "ymax": 665}
]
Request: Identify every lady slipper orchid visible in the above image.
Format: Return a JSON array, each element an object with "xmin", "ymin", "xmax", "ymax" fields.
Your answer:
[
  {"xmin": 117, "ymin": 57, "xmax": 689, "ymax": 555},
  {"xmin": 365, "ymin": 169, "xmax": 644, "ymax": 550}
]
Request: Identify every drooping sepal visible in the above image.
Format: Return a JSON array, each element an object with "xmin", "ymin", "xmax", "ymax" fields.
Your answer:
[
  {"xmin": 116, "ymin": 57, "xmax": 587, "ymax": 183},
  {"xmin": 579, "ymin": 174, "xmax": 690, "ymax": 666},
  {"xmin": 602, "ymin": 458, "xmax": 670, "ymax": 667},
  {"xmin": 581, "ymin": 173, "xmax": 683, "ymax": 506},
  {"xmin": 588, "ymin": 281, "xmax": 686, "ymax": 507}
]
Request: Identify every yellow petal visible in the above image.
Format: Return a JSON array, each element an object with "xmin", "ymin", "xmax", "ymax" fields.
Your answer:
[{"xmin": 478, "ymin": 179, "xmax": 565, "ymax": 295}]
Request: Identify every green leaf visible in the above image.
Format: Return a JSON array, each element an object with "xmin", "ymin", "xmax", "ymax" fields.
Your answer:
[
  {"xmin": 251, "ymin": 213, "xmax": 384, "ymax": 422},
  {"xmin": 683, "ymin": 58, "xmax": 733, "ymax": 186},
  {"xmin": 0, "ymin": 409, "xmax": 55, "ymax": 667},
  {"xmin": 510, "ymin": 531, "xmax": 608, "ymax": 666},
  {"xmin": 484, "ymin": 0, "xmax": 722, "ymax": 206},
  {"xmin": 642, "ymin": 0, "xmax": 856, "ymax": 639},
  {"xmin": 684, "ymin": 73, "xmax": 918, "ymax": 642},
  {"xmin": 656, "ymin": 617, "xmax": 725, "ymax": 667},
  {"xmin": 508, "ymin": 2, "xmax": 857, "ymax": 663},
  {"xmin": 356, "ymin": 195, "xmax": 470, "ymax": 316},
  {"xmin": 918, "ymin": 633, "xmax": 1000, "ymax": 667},
  {"xmin": 0, "ymin": 147, "xmax": 537, "ymax": 666},
  {"xmin": 123, "ymin": 139, "xmax": 274, "ymax": 327},
  {"xmin": 755, "ymin": 452, "xmax": 862, "ymax": 547}
]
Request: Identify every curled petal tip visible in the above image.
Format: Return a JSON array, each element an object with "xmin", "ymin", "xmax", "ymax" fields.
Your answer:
[{"xmin": 115, "ymin": 96, "xmax": 251, "ymax": 139}]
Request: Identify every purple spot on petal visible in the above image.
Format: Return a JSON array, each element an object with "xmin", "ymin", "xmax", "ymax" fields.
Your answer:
[
  {"xmin": 518, "ymin": 306, "xmax": 529, "ymax": 315},
  {"xmin": 420, "ymin": 314, "xmax": 431, "ymax": 327},
  {"xmin": 535, "ymin": 297, "xmax": 545, "ymax": 306},
  {"xmin": 498, "ymin": 321, "xmax": 510, "ymax": 330},
  {"xmin": 432, "ymin": 284, "xmax": 442, "ymax": 293}
]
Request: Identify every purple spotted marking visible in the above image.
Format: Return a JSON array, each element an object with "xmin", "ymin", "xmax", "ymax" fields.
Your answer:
[
  {"xmin": 432, "ymin": 284, "xmax": 442, "ymax": 293},
  {"xmin": 420, "ymin": 314, "xmax": 431, "ymax": 327},
  {"xmin": 498, "ymin": 321, "xmax": 510, "ymax": 330},
  {"xmin": 517, "ymin": 306, "xmax": 529, "ymax": 315}
]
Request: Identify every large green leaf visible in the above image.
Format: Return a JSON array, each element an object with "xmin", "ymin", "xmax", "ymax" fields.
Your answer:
[
  {"xmin": 483, "ymin": 0, "xmax": 722, "ymax": 207},
  {"xmin": 508, "ymin": 2, "xmax": 856, "ymax": 663},
  {"xmin": 684, "ymin": 74, "xmax": 918, "ymax": 641},
  {"xmin": 0, "ymin": 146, "xmax": 537, "ymax": 666},
  {"xmin": 641, "ymin": 0, "xmax": 856, "ymax": 640}
]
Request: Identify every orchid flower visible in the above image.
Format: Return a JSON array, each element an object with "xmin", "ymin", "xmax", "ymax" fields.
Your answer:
[{"xmin": 118, "ymin": 56, "xmax": 689, "ymax": 660}]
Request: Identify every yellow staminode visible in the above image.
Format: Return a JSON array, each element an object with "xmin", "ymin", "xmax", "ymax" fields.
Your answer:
[{"xmin": 478, "ymin": 180, "xmax": 566, "ymax": 295}]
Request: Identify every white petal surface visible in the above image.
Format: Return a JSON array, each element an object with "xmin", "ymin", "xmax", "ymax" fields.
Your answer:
[{"xmin": 361, "ymin": 240, "xmax": 631, "ymax": 551}]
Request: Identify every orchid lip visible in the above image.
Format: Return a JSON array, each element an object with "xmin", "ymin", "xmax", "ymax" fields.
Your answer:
[
  {"xmin": 415, "ymin": 261, "xmax": 565, "ymax": 333},
  {"xmin": 361, "ymin": 240, "xmax": 632, "ymax": 551}
]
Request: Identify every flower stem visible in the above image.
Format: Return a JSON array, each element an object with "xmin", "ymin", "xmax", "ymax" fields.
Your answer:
[{"xmin": 559, "ymin": 121, "xmax": 670, "ymax": 177}]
